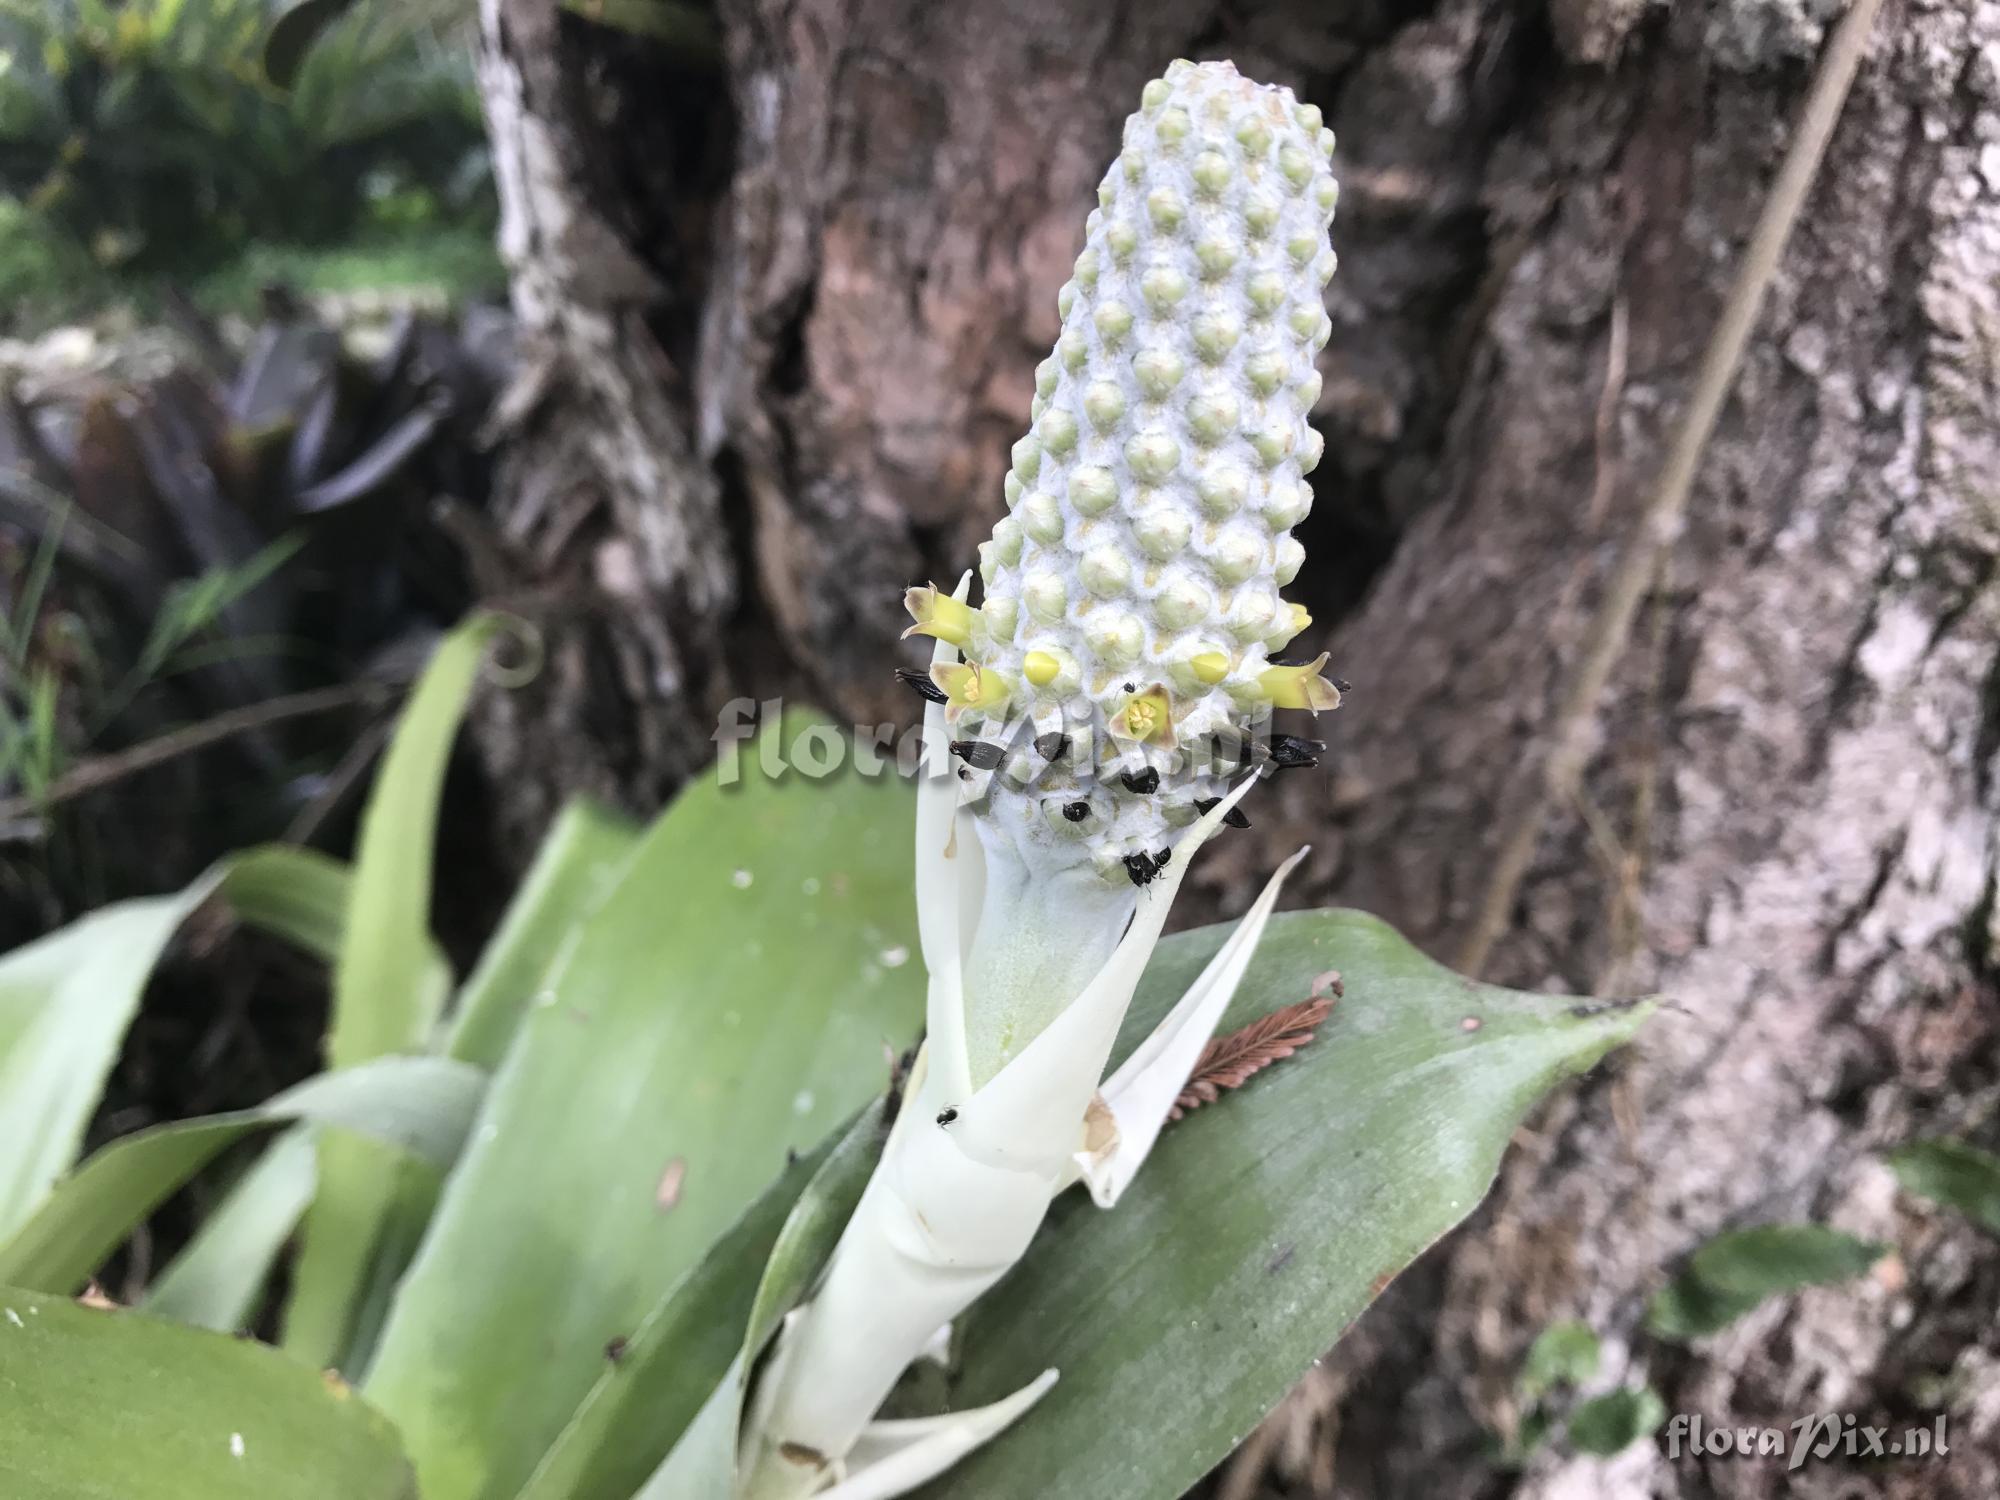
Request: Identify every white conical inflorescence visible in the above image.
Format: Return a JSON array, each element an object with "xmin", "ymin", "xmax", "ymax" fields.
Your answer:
[{"xmin": 908, "ymin": 58, "xmax": 1341, "ymax": 891}]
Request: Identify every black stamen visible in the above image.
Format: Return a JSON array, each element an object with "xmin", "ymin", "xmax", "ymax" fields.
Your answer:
[
  {"xmin": 950, "ymin": 740, "xmax": 1004, "ymax": 770},
  {"xmin": 1061, "ymin": 801, "xmax": 1091, "ymax": 822},
  {"xmin": 1122, "ymin": 850, "xmax": 1162, "ymax": 886},
  {"xmin": 896, "ymin": 667, "xmax": 948, "ymax": 705},
  {"xmin": 935, "ymin": 1107, "xmax": 959, "ymax": 1126},
  {"xmin": 1194, "ymin": 796, "xmax": 1251, "ymax": 829},
  {"xmin": 1269, "ymin": 733, "xmax": 1324, "ymax": 769},
  {"xmin": 1120, "ymin": 767, "xmax": 1160, "ymax": 794},
  {"xmin": 1035, "ymin": 731, "xmax": 1071, "ymax": 761}
]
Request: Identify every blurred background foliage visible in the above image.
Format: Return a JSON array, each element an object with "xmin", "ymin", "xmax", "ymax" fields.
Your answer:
[
  {"xmin": 0, "ymin": 0, "xmax": 512, "ymax": 946},
  {"xmin": 0, "ymin": 0, "xmax": 496, "ymax": 320}
]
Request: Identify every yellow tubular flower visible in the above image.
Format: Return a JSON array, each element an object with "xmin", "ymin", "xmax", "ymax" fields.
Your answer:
[
  {"xmin": 930, "ymin": 661, "xmax": 1013, "ymax": 714},
  {"xmin": 902, "ymin": 584, "xmax": 977, "ymax": 646},
  {"xmin": 1257, "ymin": 652, "xmax": 1342, "ymax": 711},
  {"xmin": 1110, "ymin": 684, "xmax": 1176, "ymax": 746}
]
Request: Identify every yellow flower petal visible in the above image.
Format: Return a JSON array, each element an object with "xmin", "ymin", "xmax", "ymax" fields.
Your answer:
[
  {"xmin": 903, "ymin": 584, "xmax": 977, "ymax": 647},
  {"xmin": 1257, "ymin": 652, "xmax": 1342, "ymax": 712}
]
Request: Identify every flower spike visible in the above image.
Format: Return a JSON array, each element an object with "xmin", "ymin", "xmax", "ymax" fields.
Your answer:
[{"xmin": 740, "ymin": 59, "xmax": 1339, "ymax": 1500}]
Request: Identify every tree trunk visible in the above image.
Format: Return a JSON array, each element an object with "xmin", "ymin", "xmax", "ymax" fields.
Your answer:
[{"xmin": 472, "ymin": 0, "xmax": 2000, "ymax": 1494}]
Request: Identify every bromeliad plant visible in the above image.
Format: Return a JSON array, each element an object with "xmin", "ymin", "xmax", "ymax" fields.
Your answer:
[
  {"xmin": 0, "ymin": 60, "xmax": 1651, "ymax": 1500},
  {"xmin": 740, "ymin": 59, "xmax": 1344, "ymax": 1498}
]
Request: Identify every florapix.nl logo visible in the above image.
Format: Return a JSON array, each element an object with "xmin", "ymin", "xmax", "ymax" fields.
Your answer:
[{"xmin": 1663, "ymin": 1413, "xmax": 1950, "ymax": 1472}]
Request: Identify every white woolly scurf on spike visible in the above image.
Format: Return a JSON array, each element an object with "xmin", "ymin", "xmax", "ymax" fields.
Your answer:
[{"xmin": 737, "ymin": 59, "xmax": 1337, "ymax": 1500}]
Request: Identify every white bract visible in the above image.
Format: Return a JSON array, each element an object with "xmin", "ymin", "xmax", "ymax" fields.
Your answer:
[{"xmin": 738, "ymin": 57, "xmax": 1339, "ymax": 1500}]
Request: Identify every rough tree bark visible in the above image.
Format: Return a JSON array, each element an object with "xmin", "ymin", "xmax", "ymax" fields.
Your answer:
[{"xmin": 472, "ymin": 1, "xmax": 1999, "ymax": 1495}]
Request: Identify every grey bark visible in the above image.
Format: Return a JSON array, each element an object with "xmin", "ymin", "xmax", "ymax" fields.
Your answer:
[{"xmin": 472, "ymin": 0, "xmax": 2000, "ymax": 1494}]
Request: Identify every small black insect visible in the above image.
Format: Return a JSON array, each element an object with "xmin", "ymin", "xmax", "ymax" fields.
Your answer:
[
  {"xmin": 1035, "ymin": 731, "xmax": 1071, "ymax": 762},
  {"xmin": 1194, "ymin": 796, "xmax": 1251, "ymax": 829},
  {"xmin": 1269, "ymin": 733, "xmax": 1325, "ymax": 769},
  {"xmin": 1061, "ymin": 800, "xmax": 1091, "ymax": 822},
  {"xmin": 950, "ymin": 740, "xmax": 1005, "ymax": 769},
  {"xmin": 605, "ymin": 1336, "xmax": 629, "ymax": 1364},
  {"xmin": 936, "ymin": 1107, "xmax": 959, "ymax": 1126},
  {"xmin": 1120, "ymin": 766, "xmax": 1160, "ymax": 795},
  {"xmin": 895, "ymin": 667, "xmax": 949, "ymax": 705},
  {"xmin": 1334, "ymin": 678, "xmax": 1352, "ymax": 693},
  {"xmin": 1154, "ymin": 847, "xmax": 1171, "ymax": 867},
  {"xmin": 1123, "ymin": 850, "xmax": 1163, "ymax": 886},
  {"xmin": 1123, "ymin": 682, "xmax": 1136, "ymax": 692}
]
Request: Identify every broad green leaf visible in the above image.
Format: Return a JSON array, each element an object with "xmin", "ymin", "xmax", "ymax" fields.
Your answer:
[
  {"xmin": 1566, "ymin": 1385, "xmax": 1666, "ymax": 1456},
  {"xmin": 920, "ymin": 910, "xmax": 1651, "ymax": 1500},
  {"xmin": 214, "ymin": 845, "xmax": 352, "ymax": 961},
  {"xmin": 0, "ymin": 842, "xmax": 385, "ymax": 1246},
  {"xmin": 142, "ymin": 1128, "xmax": 319, "ymax": 1332},
  {"xmin": 444, "ymin": 799, "xmax": 642, "ymax": 1070},
  {"xmin": 1886, "ymin": 1138, "xmax": 2000, "ymax": 1235},
  {"xmin": 525, "ymin": 1099, "xmax": 889, "ymax": 1500},
  {"xmin": 1519, "ymin": 1319, "xmax": 1601, "ymax": 1402},
  {"xmin": 632, "ymin": 1098, "xmax": 892, "ymax": 1500},
  {"xmin": 0, "ymin": 1284, "xmax": 414, "ymax": 1499},
  {"xmin": 219, "ymin": 845, "xmax": 452, "ymax": 1001},
  {"xmin": 0, "ymin": 1057, "xmax": 482, "ymax": 1294},
  {"xmin": 363, "ymin": 717, "xmax": 925, "ymax": 1500},
  {"xmin": 287, "ymin": 614, "xmax": 498, "ymax": 1371},
  {"xmin": 1647, "ymin": 1224, "xmax": 1885, "ymax": 1341},
  {"xmin": 0, "ymin": 888, "xmax": 213, "ymax": 1245}
]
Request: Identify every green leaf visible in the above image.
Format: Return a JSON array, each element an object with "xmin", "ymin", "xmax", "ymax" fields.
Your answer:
[
  {"xmin": 361, "ymin": 716, "xmax": 926, "ymax": 1500},
  {"xmin": 1566, "ymin": 1385, "xmax": 1667, "ymax": 1457},
  {"xmin": 141, "ymin": 1128, "xmax": 319, "ymax": 1332},
  {"xmin": 263, "ymin": 0, "xmax": 358, "ymax": 88},
  {"xmin": 920, "ymin": 910, "xmax": 1651, "ymax": 1500},
  {"xmin": 0, "ymin": 889, "xmax": 213, "ymax": 1245},
  {"xmin": 1886, "ymin": 1138, "xmax": 2000, "ymax": 1235},
  {"xmin": 1519, "ymin": 1319, "xmax": 1601, "ymax": 1403},
  {"xmin": 631, "ymin": 1098, "xmax": 892, "ymax": 1500},
  {"xmin": 0, "ymin": 841, "xmax": 412, "ymax": 1251},
  {"xmin": 0, "ymin": 1057, "xmax": 482, "ymax": 1295},
  {"xmin": 1647, "ymin": 1224, "xmax": 1885, "ymax": 1340},
  {"xmin": 525, "ymin": 1099, "xmax": 889, "ymax": 1500},
  {"xmin": 443, "ymin": 799, "xmax": 642, "ymax": 1070},
  {"xmin": 287, "ymin": 614, "xmax": 499, "ymax": 1372},
  {"xmin": 0, "ymin": 1285, "xmax": 415, "ymax": 1499}
]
